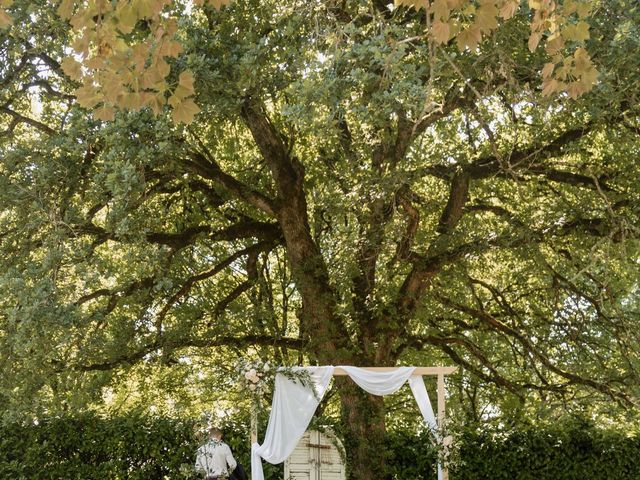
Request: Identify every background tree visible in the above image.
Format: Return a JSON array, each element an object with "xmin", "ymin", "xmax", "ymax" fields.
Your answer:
[{"xmin": 1, "ymin": 0, "xmax": 639, "ymax": 479}]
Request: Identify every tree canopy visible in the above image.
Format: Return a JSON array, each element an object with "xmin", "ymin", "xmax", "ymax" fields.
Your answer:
[
  {"xmin": 1, "ymin": 0, "xmax": 639, "ymax": 478},
  {"xmin": 1, "ymin": 0, "xmax": 600, "ymax": 123}
]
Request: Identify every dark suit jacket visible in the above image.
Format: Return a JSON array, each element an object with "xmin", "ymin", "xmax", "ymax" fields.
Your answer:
[{"xmin": 230, "ymin": 463, "xmax": 248, "ymax": 480}]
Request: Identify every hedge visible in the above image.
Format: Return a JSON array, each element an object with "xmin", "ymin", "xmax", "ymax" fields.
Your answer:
[
  {"xmin": 1, "ymin": 414, "xmax": 639, "ymax": 479},
  {"xmin": 389, "ymin": 420, "xmax": 640, "ymax": 480}
]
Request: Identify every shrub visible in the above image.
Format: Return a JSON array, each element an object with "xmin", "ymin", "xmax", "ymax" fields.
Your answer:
[{"xmin": 2, "ymin": 414, "xmax": 638, "ymax": 480}]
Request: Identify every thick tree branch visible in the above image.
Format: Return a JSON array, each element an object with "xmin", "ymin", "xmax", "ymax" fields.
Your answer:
[
  {"xmin": 75, "ymin": 220, "xmax": 279, "ymax": 248},
  {"xmin": 154, "ymin": 240, "xmax": 276, "ymax": 335},
  {"xmin": 467, "ymin": 125, "xmax": 594, "ymax": 178},
  {"xmin": 241, "ymin": 96, "xmax": 352, "ymax": 362},
  {"xmin": 438, "ymin": 296, "xmax": 635, "ymax": 407},
  {"xmin": 183, "ymin": 150, "xmax": 277, "ymax": 216},
  {"xmin": 75, "ymin": 334, "xmax": 305, "ymax": 371},
  {"xmin": 437, "ymin": 171, "xmax": 470, "ymax": 234},
  {"xmin": 241, "ymin": 97, "xmax": 303, "ymax": 199},
  {"xmin": 391, "ymin": 187, "xmax": 421, "ymax": 263},
  {"xmin": 0, "ymin": 106, "xmax": 56, "ymax": 135}
]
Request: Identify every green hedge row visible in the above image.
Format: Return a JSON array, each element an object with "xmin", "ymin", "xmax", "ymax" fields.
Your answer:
[
  {"xmin": 390, "ymin": 420, "xmax": 640, "ymax": 480},
  {"xmin": 455, "ymin": 423, "xmax": 640, "ymax": 480},
  {"xmin": 0, "ymin": 414, "xmax": 202, "ymax": 480},
  {"xmin": 1, "ymin": 414, "xmax": 639, "ymax": 479}
]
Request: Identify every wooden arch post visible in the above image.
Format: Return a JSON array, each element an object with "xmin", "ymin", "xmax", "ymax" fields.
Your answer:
[{"xmin": 251, "ymin": 366, "xmax": 458, "ymax": 479}]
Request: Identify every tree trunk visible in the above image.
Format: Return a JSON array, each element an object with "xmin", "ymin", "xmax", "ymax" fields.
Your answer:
[{"xmin": 338, "ymin": 379, "xmax": 390, "ymax": 480}]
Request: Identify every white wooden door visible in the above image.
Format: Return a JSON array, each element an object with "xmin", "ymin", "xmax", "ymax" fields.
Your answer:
[
  {"xmin": 285, "ymin": 431, "xmax": 346, "ymax": 480},
  {"xmin": 315, "ymin": 430, "xmax": 344, "ymax": 480}
]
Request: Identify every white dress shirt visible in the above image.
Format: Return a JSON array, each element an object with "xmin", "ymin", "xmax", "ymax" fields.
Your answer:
[{"xmin": 195, "ymin": 438, "xmax": 237, "ymax": 477}]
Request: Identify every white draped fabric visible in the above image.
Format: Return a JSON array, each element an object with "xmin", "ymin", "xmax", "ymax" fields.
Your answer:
[
  {"xmin": 251, "ymin": 366, "xmax": 444, "ymax": 480},
  {"xmin": 251, "ymin": 366, "xmax": 335, "ymax": 480},
  {"xmin": 339, "ymin": 366, "xmax": 415, "ymax": 395},
  {"xmin": 408, "ymin": 375, "xmax": 443, "ymax": 480}
]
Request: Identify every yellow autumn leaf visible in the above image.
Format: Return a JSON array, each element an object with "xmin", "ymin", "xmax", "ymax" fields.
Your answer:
[
  {"xmin": 562, "ymin": 21, "xmax": 590, "ymax": 42},
  {"xmin": 447, "ymin": 0, "xmax": 465, "ymax": 9},
  {"xmin": 152, "ymin": 0, "xmax": 168, "ymax": 15},
  {"xmin": 135, "ymin": 0, "xmax": 155, "ymax": 18},
  {"xmin": 0, "ymin": 0, "xmax": 13, "ymax": 7},
  {"xmin": 530, "ymin": 16, "xmax": 543, "ymax": 33},
  {"xmin": 103, "ymin": 77, "xmax": 125, "ymax": 104},
  {"xmin": 72, "ymin": 35, "xmax": 90, "ymax": 54},
  {"xmin": 563, "ymin": 0, "xmax": 577, "ymax": 14},
  {"xmin": 557, "ymin": 65, "xmax": 571, "ymax": 81},
  {"xmin": 155, "ymin": 58, "xmax": 171, "ymax": 78},
  {"xmin": 580, "ymin": 66, "xmax": 598, "ymax": 86},
  {"xmin": 118, "ymin": 69, "xmax": 136, "ymax": 87},
  {"xmin": 528, "ymin": 32, "xmax": 542, "ymax": 52},
  {"xmin": 120, "ymin": 92, "xmax": 144, "ymax": 110},
  {"xmin": 0, "ymin": 8, "xmax": 12, "ymax": 28},
  {"xmin": 431, "ymin": 0, "xmax": 451, "ymax": 21},
  {"xmin": 117, "ymin": 3, "xmax": 138, "ymax": 34},
  {"xmin": 145, "ymin": 92, "xmax": 166, "ymax": 114},
  {"xmin": 576, "ymin": 2, "xmax": 592, "ymax": 19},
  {"xmin": 476, "ymin": 3, "xmax": 499, "ymax": 32},
  {"xmin": 551, "ymin": 53, "xmax": 563, "ymax": 64},
  {"xmin": 567, "ymin": 81, "xmax": 586, "ymax": 99},
  {"xmin": 107, "ymin": 51, "xmax": 130, "ymax": 70},
  {"xmin": 546, "ymin": 16, "xmax": 559, "ymax": 34},
  {"xmin": 168, "ymin": 92, "xmax": 181, "ymax": 107},
  {"xmin": 75, "ymin": 85, "xmax": 104, "ymax": 109},
  {"xmin": 573, "ymin": 46, "xmax": 589, "ymax": 62},
  {"xmin": 431, "ymin": 20, "xmax": 451, "ymax": 44},
  {"xmin": 132, "ymin": 43, "xmax": 151, "ymax": 72},
  {"xmin": 159, "ymin": 40, "xmax": 183, "ymax": 58},
  {"xmin": 172, "ymin": 85, "xmax": 193, "ymax": 101},
  {"xmin": 545, "ymin": 35, "xmax": 564, "ymax": 55},
  {"xmin": 528, "ymin": 0, "xmax": 542, "ymax": 8},
  {"xmin": 456, "ymin": 26, "xmax": 482, "ymax": 52},
  {"xmin": 141, "ymin": 66, "xmax": 166, "ymax": 90},
  {"xmin": 61, "ymin": 57, "xmax": 84, "ymax": 81},
  {"xmin": 541, "ymin": 62, "xmax": 555, "ymax": 79},
  {"xmin": 178, "ymin": 71, "xmax": 195, "ymax": 94},
  {"xmin": 499, "ymin": 0, "xmax": 519, "ymax": 20},
  {"xmin": 394, "ymin": 0, "xmax": 410, "ymax": 5},
  {"xmin": 580, "ymin": 66, "xmax": 600, "ymax": 86},
  {"xmin": 171, "ymin": 98, "xmax": 200, "ymax": 124},
  {"xmin": 208, "ymin": 0, "xmax": 233, "ymax": 9},
  {"xmin": 112, "ymin": 38, "xmax": 129, "ymax": 53},
  {"xmin": 94, "ymin": 106, "xmax": 115, "ymax": 121},
  {"xmin": 163, "ymin": 18, "xmax": 179, "ymax": 37},
  {"xmin": 85, "ymin": 55, "xmax": 107, "ymax": 70},
  {"xmin": 57, "ymin": 0, "xmax": 74, "ymax": 19},
  {"xmin": 573, "ymin": 48, "xmax": 598, "ymax": 86},
  {"xmin": 69, "ymin": 11, "xmax": 92, "ymax": 30},
  {"xmin": 574, "ymin": 21, "xmax": 590, "ymax": 41},
  {"xmin": 541, "ymin": 78, "xmax": 560, "ymax": 97}
]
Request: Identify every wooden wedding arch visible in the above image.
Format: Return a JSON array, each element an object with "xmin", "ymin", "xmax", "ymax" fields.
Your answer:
[{"xmin": 251, "ymin": 366, "xmax": 458, "ymax": 480}]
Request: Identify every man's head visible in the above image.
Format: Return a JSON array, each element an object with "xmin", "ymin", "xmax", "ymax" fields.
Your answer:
[{"xmin": 208, "ymin": 427, "xmax": 223, "ymax": 440}]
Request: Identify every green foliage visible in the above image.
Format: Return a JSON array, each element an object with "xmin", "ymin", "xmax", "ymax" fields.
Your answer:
[
  {"xmin": 0, "ymin": 413, "xmax": 201, "ymax": 480},
  {"xmin": 1, "ymin": 0, "xmax": 640, "ymax": 445},
  {"xmin": 2, "ymin": 414, "xmax": 639, "ymax": 480},
  {"xmin": 0, "ymin": 412, "xmax": 269, "ymax": 480},
  {"xmin": 388, "ymin": 419, "xmax": 640, "ymax": 480}
]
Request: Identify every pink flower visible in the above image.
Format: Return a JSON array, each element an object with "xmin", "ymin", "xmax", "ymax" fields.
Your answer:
[{"xmin": 245, "ymin": 368, "xmax": 259, "ymax": 383}]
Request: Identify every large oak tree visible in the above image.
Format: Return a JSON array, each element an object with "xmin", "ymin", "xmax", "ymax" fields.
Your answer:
[{"xmin": 1, "ymin": 0, "xmax": 639, "ymax": 478}]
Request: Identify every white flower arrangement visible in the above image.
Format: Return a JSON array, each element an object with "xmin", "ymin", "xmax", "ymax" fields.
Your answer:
[
  {"xmin": 235, "ymin": 358, "xmax": 314, "ymax": 399},
  {"xmin": 236, "ymin": 359, "xmax": 274, "ymax": 395}
]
